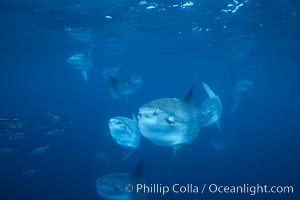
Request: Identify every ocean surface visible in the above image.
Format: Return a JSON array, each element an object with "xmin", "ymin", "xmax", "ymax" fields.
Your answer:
[{"xmin": 0, "ymin": 0, "xmax": 299, "ymax": 200}]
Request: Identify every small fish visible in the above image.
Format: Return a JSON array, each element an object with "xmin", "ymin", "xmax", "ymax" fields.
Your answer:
[
  {"xmin": 46, "ymin": 111, "xmax": 69, "ymax": 124},
  {"xmin": 46, "ymin": 129, "xmax": 64, "ymax": 135},
  {"xmin": 30, "ymin": 145, "xmax": 49, "ymax": 154},
  {"xmin": 67, "ymin": 48, "xmax": 93, "ymax": 82},
  {"xmin": 103, "ymin": 67, "xmax": 142, "ymax": 101},
  {"xmin": 0, "ymin": 118, "xmax": 11, "ymax": 123},
  {"xmin": 0, "ymin": 118, "xmax": 24, "ymax": 129},
  {"xmin": 38, "ymin": 121, "xmax": 53, "ymax": 129},
  {"xmin": 8, "ymin": 119, "xmax": 24, "ymax": 129},
  {"xmin": 231, "ymin": 80, "xmax": 254, "ymax": 114},
  {"xmin": 96, "ymin": 159, "xmax": 145, "ymax": 200},
  {"xmin": 8, "ymin": 132, "xmax": 25, "ymax": 140},
  {"xmin": 22, "ymin": 169, "xmax": 40, "ymax": 177},
  {"xmin": 0, "ymin": 147, "xmax": 22, "ymax": 155},
  {"xmin": 0, "ymin": 128, "xmax": 14, "ymax": 137}
]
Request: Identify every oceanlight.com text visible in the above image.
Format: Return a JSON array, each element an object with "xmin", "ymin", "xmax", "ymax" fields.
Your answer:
[{"xmin": 124, "ymin": 183, "xmax": 294, "ymax": 196}]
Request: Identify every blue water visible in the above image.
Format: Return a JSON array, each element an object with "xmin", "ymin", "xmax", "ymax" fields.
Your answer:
[{"xmin": 0, "ymin": 0, "xmax": 299, "ymax": 199}]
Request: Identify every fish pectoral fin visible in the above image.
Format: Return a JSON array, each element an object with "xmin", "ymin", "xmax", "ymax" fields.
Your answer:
[
  {"xmin": 82, "ymin": 70, "xmax": 88, "ymax": 82},
  {"xmin": 202, "ymin": 82, "xmax": 216, "ymax": 98}
]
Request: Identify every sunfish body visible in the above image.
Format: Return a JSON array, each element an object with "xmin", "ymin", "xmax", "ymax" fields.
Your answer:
[
  {"xmin": 103, "ymin": 67, "xmax": 142, "ymax": 101},
  {"xmin": 108, "ymin": 115, "xmax": 141, "ymax": 159},
  {"xmin": 137, "ymin": 79, "xmax": 201, "ymax": 155},
  {"xmin": 67, "ymin": 50, "xmax": 93, "ymax": 82},
  {"xmin": 108, "ymin": 116, "xmax": 140, "ymax": 150},
  {"xmin": 96, "ymin": 159, "xmax": 145, "ymax": 200},
  {"xmin": 231, "ymin": 80, "xmax": 254, "ymax": 114},
  {"xmin": 198, "ymin": 83, "xmax": 222, "ymax": 131}
]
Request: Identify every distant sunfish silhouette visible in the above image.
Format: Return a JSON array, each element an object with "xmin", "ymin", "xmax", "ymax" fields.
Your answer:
[
  {"xmin": 108, "ymin": 115, "xmax": 141, "ymax": 160},
  {"xmin": 137, "ymin": 77, "xmax": 202, "ymax": 155},
  {"xmin": 103, "ymin": 67, "xmax": 142, "ymax": 101},
  {"xmin": 231, "ymin": 80, "xmax": 254, "ymax": 114},
  {"xmin": 198, "ymin": 83, "xmax": 222, "ymax": 131},
  {"xmin": 67, "ymin": 48, "xmax": 93, "ymax": 82},
  {"xmin": 96, "ymin": 159, "xmax": 145, "ymax": 200}
]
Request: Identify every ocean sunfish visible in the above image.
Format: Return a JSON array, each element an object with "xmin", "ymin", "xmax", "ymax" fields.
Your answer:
[
  {"xmin": 108, "ymin": 115, "xmax": 141, "ymax": 159},
  {"xmin": 67, "ymin": 48, "xmax": 93, "ymax": 82},
  {"xmin": 96, "ymin": 159, "xmax": 145, "ymax": 200},
  {"xmin": 231, "ymin": 80, "xmax": 254, "ymax": 114},
  {"xmin": 198, "ymin": 83, "xmax": 222, "ymax": 131},
  {"xmin": 103, "ymin": 67, "xmax": 142, "ymax": 101},
  {"xmin": 137, "ymin": 78, "xmax": 201, "ymax": 155}
]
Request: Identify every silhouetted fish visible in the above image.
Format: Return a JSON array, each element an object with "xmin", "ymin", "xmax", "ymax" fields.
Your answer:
[{"xmin": 103, "ymin": 67, "xmax": 142, "ymax": 101}]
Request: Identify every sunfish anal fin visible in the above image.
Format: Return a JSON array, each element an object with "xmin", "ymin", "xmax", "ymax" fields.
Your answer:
[
  {"xmin": 173, "ymin": 145, "xmax": 183, "ymax": 157},
  {"xmin": 82, "ymin": 70, "xmax": 88, "ymax": 82},
  {"xmin": 217, "ymin": 120, "xmax": 221, "ymax": 133}
]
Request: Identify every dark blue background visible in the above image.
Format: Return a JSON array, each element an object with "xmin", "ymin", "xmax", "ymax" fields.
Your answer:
[{"xmin": 0, "ymin": 0, "xmax": 299, "ymax": 199}]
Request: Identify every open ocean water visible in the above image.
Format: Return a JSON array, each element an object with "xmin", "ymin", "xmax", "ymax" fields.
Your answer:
[{"xmin": 0, "ymin": 0, "xmax": 299, "ymax": 200}]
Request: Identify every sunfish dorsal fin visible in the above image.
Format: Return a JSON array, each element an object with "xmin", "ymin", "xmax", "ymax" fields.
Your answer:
[
  {"xmin": 82, "ymin": 70, "xmax": 88, "ymax": 82},
  {"xmin": 183, "ymin": 73, "xmax": 198, "ymax": 103},
  {"xmin": 173, "ymin": 145, "xmax": 182, "ymax": 157},
  {"xmin": 131, "ymin": 159, "xmax": 144, "ymax": 178},
  {"xmin": 202, "ymin": 82, "xmax": 216, "ymax": 98}
]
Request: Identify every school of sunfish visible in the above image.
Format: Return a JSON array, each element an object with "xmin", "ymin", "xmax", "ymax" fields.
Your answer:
[{"xmin": 1, "ymin": 44, "xmax": 255, "ymax": 200}]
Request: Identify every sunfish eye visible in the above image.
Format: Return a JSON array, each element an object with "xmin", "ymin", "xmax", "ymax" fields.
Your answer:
[
  {"xmin": 166, "ymin": 116, "xmax": 176, "ymax": 125},
  {"xmin": 127, "ymin": 80, "xmax": 133, "ymax": 86},
  {"xmin": 116, "ymin": 120, "xmax": 122, "ymax": 125},
  {"xmin": 101, "ymin": 180, "xmax": 108, "ymax": 185}
]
